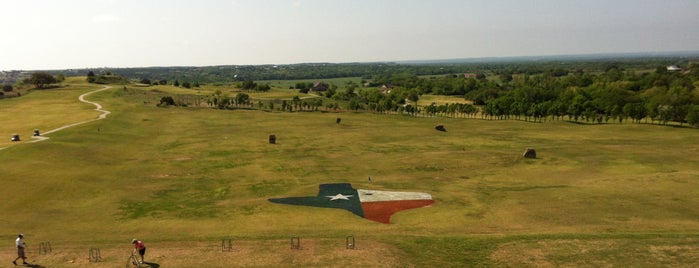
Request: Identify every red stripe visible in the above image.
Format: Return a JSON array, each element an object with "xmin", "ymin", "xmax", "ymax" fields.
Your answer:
[{"xmin": 361, "ymin": 200, "xmax": 434, "ymax": 224}]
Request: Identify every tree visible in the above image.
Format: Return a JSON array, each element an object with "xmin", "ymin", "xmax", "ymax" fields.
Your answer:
[
  {"xmin": 686, "ymin": 105, "xmax": 699, "ymax": 127},
  {"xmin": 292, "ymin": 96, "xmax": 301, "ymax": 110},
  {"xmin": 209, "ymin": 90, "xmax": 225, "ymax": 109},
  {"xmin": 623, "ymin": 102, "xmax": 647, "ymax": 123},
  {"xmin": 24, "ymin": 72, "xmax": 57, "ymax": 89},
  {"xmin": 406, "ymin": 89, "xmax": 420, "ymax": 103},
  {"xmin": 234, "ymin": 93, "xmax": 250, "ymax": 106},
  {"xmin": 500, "ymin": 73, "xmax": 513, "ymax": 83},
  {"xmin": 255, "ymin": 83, "xmax": 271, "ymax": 92},
  {"xmin": 348, "ymin": 98, "xmax": 362, "ymax": 111},
  {"xmin": 325, "ymin": 87, "xmax": 336, "ymax": 99},
  {"xmin": 158, "ymin": 96, "xmax": 175, "ymax": 106},
  {"xmin": 241, "ymin": 80, "xmax": 256, "ymax": 90},
  {"xmin": 567, "ymin": 94, "xmax": 587, "ymax": 122},
  {"xmin": 87, "ymin": 71, "xmax": 96, "ymax": 83},
  {"xmin": 311, "ymin": 98, "xmax": 323, "ymax": 111},
  {"xmin": 345, "ymin": 80, "xmax": 358, "ymax": 92},
  {"xmin": 2, "ymin": 85, "xmax": 12, "ymax": 92}
]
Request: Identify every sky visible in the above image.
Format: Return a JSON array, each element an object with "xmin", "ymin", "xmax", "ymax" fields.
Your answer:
[{"xmin": 1, "ymin": 0, "xmax": 698, "ymax": 70}]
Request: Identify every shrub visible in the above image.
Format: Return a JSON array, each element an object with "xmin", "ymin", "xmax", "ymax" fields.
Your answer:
[{"xmin": 158, "ymin": 96, "xmax": 176, "ymax": 107}]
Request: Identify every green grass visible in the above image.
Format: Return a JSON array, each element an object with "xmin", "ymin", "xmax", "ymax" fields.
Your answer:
[
  {"xmin": 418, "ymin": 94, "xmax": 473, "ymax": 106},
  {"xmin": 0, "ymin": 80, "xmax": 698, "ymax": 267},
  {"xmin": 125, "ymin": 81, "xmax": 321, "ymax": 107},
  {"xmin": 261, "ymin": 77, "xmax": 364, "ymax": 90}
]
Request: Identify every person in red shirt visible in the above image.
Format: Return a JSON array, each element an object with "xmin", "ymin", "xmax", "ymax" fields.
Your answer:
[{"xmin": 131, "ymin": 239, "xmax": 146, "ymax": 263}]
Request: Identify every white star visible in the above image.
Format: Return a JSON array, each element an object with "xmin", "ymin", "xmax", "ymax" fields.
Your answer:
[{"xmin": 326, "ymin": 194, "xmax": 353, "ymax": 201}]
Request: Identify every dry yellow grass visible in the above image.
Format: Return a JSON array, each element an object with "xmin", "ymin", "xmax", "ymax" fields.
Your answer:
[
  {"xmin": 490, "ymin": 238, "xmax": 699, "ymax": 267},
  {"xmin": 417, "ymin": 94, "xmax": 473, "ymax": 106},
  {"xmin": 1, "ymin": 80, "xmax": 699, "ymax": 267},
  {"xmin": 0, "ymin": 239, "xmax": 403, "ymax": 267}
]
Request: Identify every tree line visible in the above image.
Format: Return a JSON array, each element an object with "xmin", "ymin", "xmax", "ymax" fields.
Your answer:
[
  {"xmin": 351, "ymin": 64, "xmax": 699, "ymax": 126},
  {"xmin": 156, "ymin": 60, "xmax": 699, "ymax": 127},
  {"xmin": 13, "ymin": 55, "xmax": 697, "ymax": 127},
  {"xmin": 54, "ymin": 54, "xmax": 697, "ymax": 83}
]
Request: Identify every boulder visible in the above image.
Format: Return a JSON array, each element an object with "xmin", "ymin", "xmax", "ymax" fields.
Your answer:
[
  {"xmin": 523, "ymin": 148, "xmax": 537, "ymax": 158},
  {"xmin": 435, "ymin": 125, "xmax": 447, "ymax": 132}
]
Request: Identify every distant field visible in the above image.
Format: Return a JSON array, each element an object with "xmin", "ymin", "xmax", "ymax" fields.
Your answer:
[
  {"xmin": 418, "ymin": 94, "xmax": 473, "ymax": 106},
  {"xmin": 261, "ymin": 77, "xmax": 364, "ymax": 90},
  {"xmin": 0, "ymin": 80, "xmax": 698, "ymax": 267}
]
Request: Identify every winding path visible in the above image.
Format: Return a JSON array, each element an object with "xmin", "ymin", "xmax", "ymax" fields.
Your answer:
[{"xmin": 1, "ymin": 86, "xmax": 112, "ymax": 149}]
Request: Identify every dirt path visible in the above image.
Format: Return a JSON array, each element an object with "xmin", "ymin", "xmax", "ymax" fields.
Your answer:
[
  {"xmin": 37, "ymin": 85, "xmax": 112, "ymax": 137},
  {"xmin": 0, "ymin": 86, "xmax": 112, "ymax": 149}
]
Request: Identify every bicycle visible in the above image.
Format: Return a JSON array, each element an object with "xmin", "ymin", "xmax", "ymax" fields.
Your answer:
[{"xmin": 125, "ymin": 252, "xmax": 142, "ymax": 268}]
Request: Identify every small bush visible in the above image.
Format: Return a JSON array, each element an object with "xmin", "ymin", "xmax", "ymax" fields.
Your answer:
[{"xmin": 158, "ymin": 96, "xmax": 176, "ymax": 107}]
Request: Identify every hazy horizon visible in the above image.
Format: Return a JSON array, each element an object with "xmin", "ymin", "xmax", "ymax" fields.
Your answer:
[
  {"xmin": 1, "ymin": 0, "xmax": 698, "ymax": 71},
  {"xmin": 4, "ymin": 50, "xmax": 699, "ymax": 72}
]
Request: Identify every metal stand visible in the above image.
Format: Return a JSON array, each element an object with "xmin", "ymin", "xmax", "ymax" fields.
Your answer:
[
  {"xmin": 222, "ymin": 239, "xmax": 233, "ymax": 252},
  {"xmin": 290, "ymin": 237, "xmax": 300, "ymax": 250},
  {"xmin": 346, "ymin": 236, "xmax": 355, "ymax": 249},
  {"xmin": 89, "ymin": 248, "xmax": 101, "ymax": 262},
  {"xmin": 39, "ymin": 241, "xmax": 52, "ymax": 254}
]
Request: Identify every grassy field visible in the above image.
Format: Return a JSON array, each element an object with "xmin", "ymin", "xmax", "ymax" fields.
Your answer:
[
  {"xmin": 1, "ymin": 80, "xmax": 698, "ymax": 267},
  {"xmin": 417, "ymin": 95, "xmax": 473, "ymax": 106},
  {"xmin": 260, "ymin": 77, "xmax": 364, "ymax": 90}
]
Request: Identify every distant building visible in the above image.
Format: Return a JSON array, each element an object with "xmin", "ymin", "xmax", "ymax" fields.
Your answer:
[
  {"xmin": 380, "ymin": 84, "xmax": 393, "ymax": 94},
  {"xmin": 464, "ymin": 73, "xmax": 477, "ymax": 78},
  {"xmin": 310, "ymin": 82, "xmax": 329, "ymax": 91},
  {"xmin": 667, "ymin": 65, "xmax": 682, "ymax": 71}
]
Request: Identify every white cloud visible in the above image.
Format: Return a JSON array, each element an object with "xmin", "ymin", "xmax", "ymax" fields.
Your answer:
[
  {"xmin": 292, "ymin": 1, "xmax": 301, "ymax": 8},
  {"xmin": 93, "ymin": 14, "xmax": 120, "ymax": 24},
  {"xmin": 232, "ymin": 1, "xmax": 240, "ymax": 8}
]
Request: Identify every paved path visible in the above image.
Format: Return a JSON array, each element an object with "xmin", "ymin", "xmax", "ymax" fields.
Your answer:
[{"xmin": 1, "ymin": 86, "xmax": 112, "ymax": 149}]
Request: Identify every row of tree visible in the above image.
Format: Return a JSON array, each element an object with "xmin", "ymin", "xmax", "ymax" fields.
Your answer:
[
  {"xmin": 482, "ymin": 67, "xmax": 698, "ymax": 125},
  {"xmin": 53, "ymin": 54, "xmax": 697, "ymax": 83},
  {"xmin": 138, "ymin": 57, "xmax": 698, "ymax": 127},
  {"xmin": 342, "ymin": 64, "xmax": 698, "ymax": 126},
  {"xmin": 186, "ymin": 62, "xmax": 698, "ymax": 127},
  {"xmin": 86, "ymin": 71, "xmax": 129, "ymax": 84}
]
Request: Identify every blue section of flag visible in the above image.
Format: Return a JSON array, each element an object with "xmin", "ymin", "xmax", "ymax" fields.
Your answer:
[{"xmin": 268, "ymin": 183, "xmax": 364, "ymax": 218}]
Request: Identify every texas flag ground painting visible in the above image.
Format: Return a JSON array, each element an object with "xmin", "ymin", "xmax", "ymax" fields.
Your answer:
[{"xmin": 268, "ymin": 183, "xmax": 434, "ymax": 224}]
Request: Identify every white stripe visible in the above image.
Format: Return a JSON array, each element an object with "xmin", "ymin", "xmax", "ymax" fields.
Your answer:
[{"xmin": 356, "ymin": 189, "xmax": 432, "ymax": 202}]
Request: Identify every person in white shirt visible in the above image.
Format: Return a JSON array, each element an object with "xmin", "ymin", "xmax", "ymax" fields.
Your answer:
[{"xmin": 13, "ymin": 233, "xmax": 28, "ymax": 266}]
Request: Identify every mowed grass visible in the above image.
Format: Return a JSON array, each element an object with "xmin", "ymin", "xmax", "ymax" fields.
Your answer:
[
  {"xmin": 0, "ymin": 81, "xmax": 699, "ymax": 267},
  {"xmin": 261, "ymin": 77, "xmax": 364, "ymax": 90},
  {"xmin": 418, "ymin": 94, "xmax": 473, "ymax": 106},
  {"xmin": 0, "ymin": 80, "xmax": 106, "ymax": 149}
]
